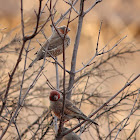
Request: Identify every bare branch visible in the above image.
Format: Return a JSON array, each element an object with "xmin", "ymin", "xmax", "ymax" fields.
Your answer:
[
  {"xmin": 67, "ymin": 0, "xmax": 85, "ymax": 99},
  {"xmin": 62, "ymin": 74, "xmax": 140, "ymax": 136},
  {"xmin": 75, "ymin": 35, "xmax": 127, "ymax": 74},
  {"xmin": 83, "ymin": 0, "xmax": 102, "ymax": 16},
  {"xmin": 54, "ymin": 0, "xmax": 78, "ymax": 26}
]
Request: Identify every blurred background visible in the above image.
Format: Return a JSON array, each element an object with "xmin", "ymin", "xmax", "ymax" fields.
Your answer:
[{"xmin": 0, "ymin": 0, "xmax": 140, "ymax": 139}]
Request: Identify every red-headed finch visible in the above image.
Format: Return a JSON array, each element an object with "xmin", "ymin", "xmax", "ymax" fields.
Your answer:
[
  {"xmin": 29, "ymin": 26, "xmax": 70, "ymax": 67},
  {"xmin": 49, "ymin": 90, "xmax": 98, "ymax": 125}
]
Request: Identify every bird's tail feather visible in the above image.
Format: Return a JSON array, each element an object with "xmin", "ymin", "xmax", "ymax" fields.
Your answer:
[
  {"xmin": 29, "ymin": 57, "xmax": 38, "ymax": 68},
  {"xmin": 80, "ymin": 115, "xmax": 98, "ymax": 125},
  {"xmin": 86, "ymin": 118, "xmax": 98, "ymax": 125}
]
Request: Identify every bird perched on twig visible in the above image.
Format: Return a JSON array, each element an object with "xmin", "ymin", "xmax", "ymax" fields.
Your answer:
[
  {"xmin": 29, "ymin": 26, "xmax": 70, "ymax": 67},
  {"xmin": 49, "ymin": 90, "xmax": 98, "ymax": 125}
]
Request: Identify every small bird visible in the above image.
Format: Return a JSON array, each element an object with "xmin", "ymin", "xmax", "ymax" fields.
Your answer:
[
  {"xmin": 55, "ymin": 127, "xmax": 81, "ymax": 140},
  {"xmin": 29, "ymin": 26, "xmax": 70, "ymax": 67},
  {"xmin": 49, "ymin": 90, "xmax": 98, "ymax": 125}
]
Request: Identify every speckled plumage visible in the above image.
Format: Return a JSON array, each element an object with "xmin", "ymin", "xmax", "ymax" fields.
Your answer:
[
  {"xmin": 49, "ymin": 90, "xmax": 98, "ymax": 125},
  {"xmin": 29, "ymin": 26, "xmax": 70, "ymax": 67}
]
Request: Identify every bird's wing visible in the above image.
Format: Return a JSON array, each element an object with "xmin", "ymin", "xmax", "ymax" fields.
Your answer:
[
  {"xmin": 34, "ymin": 40, "xmax": 49, "ymax": 56},
  {"xmin": 47, "ymin": 36, "xmax": 63, "ymax": 50},
  {"xmin": 58, "ymin": 98, "xmax": 98, "ymax": 125},
  {"xmin": 64, "ymin": 99, "xmax": 83, "ymax": 116},
  {"xmin": 48, "ymin": 36, "xmax": 70, "ymax": 50},
  {"xmin": 34, "ymin": 35, "xmax": 70, "ymax": 55}
]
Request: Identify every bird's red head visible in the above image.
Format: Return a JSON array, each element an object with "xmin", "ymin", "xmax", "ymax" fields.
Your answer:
[{"xmin": 49, "ymin": 90, "xmax": 60, "ymax": 101}]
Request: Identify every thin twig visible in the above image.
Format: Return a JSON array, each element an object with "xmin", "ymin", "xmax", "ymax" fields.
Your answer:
[
  {"xmin": 83, "ymin": 0, "xmax": 102, "ymax": 16},
  {"xmin": 54, "ymin": 0, "xmax": 78, "ymax": 26},
  {"xmin": 96, "ymin": 21, "xmax": 103, "ymax": 54},
  {"xmin": 75, "ymin": 35, "xmax": 127, "ymax": 74},
  {"xmin": 0, "ymin": 0, "xmax": 43, "ymax": 117}
]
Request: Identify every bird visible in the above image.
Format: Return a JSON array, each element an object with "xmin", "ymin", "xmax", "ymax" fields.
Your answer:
[
  {"xmin": 29, "ymin": 26, "xmax": 70, "ymax": 67},
  {"xmin": 49, "ymin": 90, "xmax": 98, "ymax": 125},
  {"xmin": 55, "ymin": 127, "xmax": 81, "ymax": 140}
]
